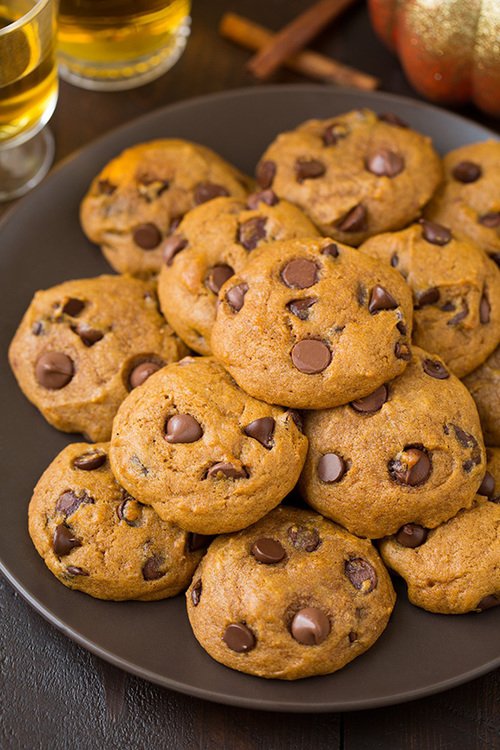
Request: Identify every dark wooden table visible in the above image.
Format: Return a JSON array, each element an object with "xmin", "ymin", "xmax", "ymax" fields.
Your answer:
[{"xmin": 1, "ymin": 2, "xmax": 499, "ymax": 748}]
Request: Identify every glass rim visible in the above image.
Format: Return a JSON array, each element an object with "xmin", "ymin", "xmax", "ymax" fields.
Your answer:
[{"xmin": 0, "ymin": 0, "xmax": 54, "ymax": 37}]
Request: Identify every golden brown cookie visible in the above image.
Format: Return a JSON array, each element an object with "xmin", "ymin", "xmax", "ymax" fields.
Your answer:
[
  {"xmin": 28, "ymin": 443, "xmax": 204, "ymax": 601},
  {"xmin": 360, "ymin": 221, "xmax": 500, "ymax": 378},
  {"xmin": 299, "ymin": 347, "xmax": 486, "ymax": 538},
  {"xmin": 186, "ymin": 507, "xmax": 395, "ymax": 680},
  {"xmin": 425, "ymin": 140, "xmax": 500, "ymax": 264},
  {"xmin": 211, "ymin": 236, "xmax": 413, "ymax": 409},
  {"xmin": 463, "ymin": 347, "xmax": 500, "ymax": 446},
  {"xmin": 9, "ymin": 275, "xmax": 187, "ymax": 441},
  {"xmin": 157, "ymin": 192, "xmax": 319, "ymax": 355},
  {"xmin": 80, "ymin": 139, "xmax": 250, "ymax": 277},
  {"xmin": 256, "ymin": 108, "xmax": 442, "ymax": 245},
  {"xmin": 109, "ymin": 357, "xmax": 308, "ymax": 534}
]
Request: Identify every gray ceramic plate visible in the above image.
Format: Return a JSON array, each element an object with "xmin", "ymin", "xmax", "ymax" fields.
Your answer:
[{"xmin": 0, "ymin": 86, "xmax": 498, "ymax": 712}]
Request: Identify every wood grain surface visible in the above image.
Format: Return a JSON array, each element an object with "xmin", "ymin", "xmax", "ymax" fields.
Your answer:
[{"xmin": 1, "ymin": 1, "xmax": 499, "ymax": 748}]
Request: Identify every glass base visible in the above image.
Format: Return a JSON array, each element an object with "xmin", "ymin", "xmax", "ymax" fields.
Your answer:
[
  {"xmin": 0, "ymin": 127, "xmax": 55, "ymax": 202},
  {"xmin": 58, "ymin": 16, "xmax": 191, "ymax": 91}
]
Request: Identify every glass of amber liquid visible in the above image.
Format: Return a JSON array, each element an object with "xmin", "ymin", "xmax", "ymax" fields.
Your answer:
[
  {"xmin": 57, "ymin": 0, "xmax": 191, "ymax": 90},
  {"xmin": 0, "ymin": 0, "xmax": 58, "ymax": 201}
]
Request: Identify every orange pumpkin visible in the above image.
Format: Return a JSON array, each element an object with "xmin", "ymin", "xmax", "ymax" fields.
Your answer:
[{"xmin": 368, "ymin": 0, "xmax": 500, "ymax": 117}]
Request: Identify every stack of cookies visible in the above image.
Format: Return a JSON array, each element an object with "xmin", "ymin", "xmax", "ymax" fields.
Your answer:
[{"xmin": 9, "ymin": 109, "xmax": 500, "ymax": 681}]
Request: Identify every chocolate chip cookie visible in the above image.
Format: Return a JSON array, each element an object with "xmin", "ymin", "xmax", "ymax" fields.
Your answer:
[
  {"xmin": 424, "ymin": 140, "xmax": 500, "ymax": 265},
  {"xmin": 463, "ymin": 347, "xmax": 500, "ymax": 446},
  {"xmin": 109, "ymin": 357, "xmax": 308, "ymax": 534},
  {"xmin": 300, "ymin": 347, "xmax": 486, "ymax": 538},
  {"xmin": 360, "ymin": 221, "xmax": 500, "ymax": 378},
  {"xmin": 80, "ymin": 139, "xmax": 250, "ymax": 278},
  {"xmin": 186, "ymin": 506, "xmax": 395, "ymax": 679},
  {"xmin": 210, "ymin": 236, "xmax": 413, "ymax": 409},
  {"xmin": 157, "ymin": 193, "xmax": 319, "ymax": 355},
  {"xmin": 256, "ymin": 108, "xmax": 442, "ymax": 245},
  {"xmin": 9, "ymin": 275, "xmax": 187, "ymax": 441},
  {"xmin": 28, "ymin": 442, "xmax": 204, "ymax": 600}
]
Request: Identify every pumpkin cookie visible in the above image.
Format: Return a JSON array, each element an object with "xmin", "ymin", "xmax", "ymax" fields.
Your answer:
[
  {"xmin": 425, "ymin": 140, "xmax": 500, "ymax": 264},
  {"xmin": 210, "ymin": 236, "xmax": 413, "ymax": 409},
  {"xmin": 300, "ymin": 347, "xmax": 486, "ymax": 538},
  {"xmin": 186, "ymin": 507, "xmax": 395, "ymax": 680},
  {"xmin": 157, "ymin": 192, "xmax": 319, "ymax": 355},
  {"xmin": 463, "ymin": 347, "xmax": 500, "ymax": 446},
  {"xmin": 9, "ymin": 275, "xmax": 187, "ymax": 441},
  {"xmin": 80, "ymin": 140, "xmax": 250, "ymax": 277},
  {"xmin": 28, "ymin": 442, "xmax": 204, "ymax": 601},
  {"xmin": 360, "ymin": 221, "xmax": 500, "ymax": 377},
  {"xmin": 109, "ymin": 357, "xmax": 308, "ymax": 534},
  {"xmin": 379, "ymin": 448, "xmax": 500, "ymax": 614},
  {"xmin": 256, "ymin": 108, "xmax": 442, "ymax": 245}
]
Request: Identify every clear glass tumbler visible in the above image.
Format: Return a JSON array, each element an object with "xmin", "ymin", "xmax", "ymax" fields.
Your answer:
[
  {"xmin": 57, "ymin": 0, "xmax": 192, "ymax": 91},
  {"xmin": 0, "ymin": 0, "xmax": 58, "ymax": 201}
]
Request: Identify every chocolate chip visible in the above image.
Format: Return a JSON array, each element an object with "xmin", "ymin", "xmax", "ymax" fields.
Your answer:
[
  {"xmin": 223, "ymin": 623, "xmax": 256, "ymax": 652},
  {"xmin": 133, "ymin": 223, "xmax": 162, "ymax": 250},
  {"xmin": 226, "ymin": 283, "xmax": 248, "ymax": 312},
  {"xmin": 62, "ymin": 298, "xmax": 85, "ymax": 317},
  {"xmin": 321, "ymin": 242, "xmax": 339, "ymax": 258},
  {"xmin": 97, "ymin": 179, "xmax": 116, "ymax": 195},
  {"xmin": 53, "ymin": 524, "xmax": 81, "ymax": 557},
  {"xmin": 336, "ymin": 204, "xmax": 367, "ymax": 233},
  {"xmin": 287, "ymin": 297, "xmax": 317, "ymax": 320},
  {"xmin": 73, "ymin": 324, "xmax": 104, "ymax": 347},
  {"xmin": 66, "ymin": 566, "xmax": 88, "ymax": 576},
  {"xmin": 295, "ymin": 158, "xmax": 326, "ymax": 183},
  {"xmin": 191, "ymin": 579, "xmax": 202, "ymax": 606},
  {"xmin": 117, "ymin": 495, "xmax": 143, "ymax": 526},
  {"xmin": 206, "ymin": 462, "xmax": 248, "ymax": 479},
  {"xmin": 447, "ymin": 301, "xmax": 469, "ymax": 326},
  {"xmin": 366, "ymin": 149, "xmax": 404, "ymax": 178},
  {"xmin": 194, "ymin": 182, "xmax": 229, "ymax": 205},
  {"xmin": 395, "ymin": 342, "xmax": 411, "ymax": 360},
  {"xmin": 165, "ymin": 414, "xmax": 203, "ymax": 444},
  {"xmin": 142, "ymin": 555, "xmax": 165, "ymax": 580},
  {"xmin": 35, "ymin": 352, "xmax": 74, "ymax": 390},
  {"xmin": 281, "ymin": 258, "xmax": 319, "ymax": 289},
  {"xmin": 415, "ymin": 287, "xmax": 440, "ymax": 308},
  {"xmin": 441, "ymin": 301, "xmax": 456, "ymax": 312},
  {"xmin": 378, "ymin": 112, "xmax": 409, "ymax": 128},
  {"xmin": 368, "ymin": 285, "xmax": 398, "ymax": 313},
  {"xmin": 478, "ymin": 212, "xmax": 500, "ymax": 228},
  {"xmin": 137, "ymin": 177, "xmax": 169, "ymax": 202},
  {"xmin": 56, "ymin": 490, "xmax": 93, "ymax": 517},
  {"xmin": 187, "ymin": 533, "xmax": 213, "ymax": 552},
  {"xmin": 350, "ymin": 385, "xmax": 388, "ymax": 413},
  {"xmin": 32, "ymin": 321, "xmax": 44, "ymax": 335},
  {"xmin": 345, "ymin": 558, "xmax": 377, "ymax": 592},
  {"xmin": 349, "ymin": 631, "xmax": 357, "ymax": 643},
  {"xmin": 251, "ymin": 538, "xmax": 285, "ymax": 564},
  {"xmin": 478, "ymin": 471, "xmax": 495, "ymax": 498},
  {"xmin": 246, "ymin": 189, "xmax": 278, "ymax": 209},
  {"xmin": 256, "ymin": 160, "xmax": 276, "ymax": 189},
  {"xmin": 73, "ymin": 451, "xmax": 106, "ymax": 471},
  {"xmin": 322, "ymin": 122, "xmax": 349, "ymax": 145},
  {"xmin": 448, "ymin": 424, "xmax": 481, "ymax": 467},
  {"xmin": 476, "ymin": 594, "xmax": 500, "ymax": 611},
  {"xmin": 205, "ymin": 264, "xmax": 234, "ymax": 294},
  {"xmin": 291, "ymin": 607, "xmax": 330, "ymax": 645},
  {"xmin": 452, "ymin": 161, "xmax": 482, "ymax": 183},
  {"xmin": 389, "ymin": 446, "xmax": 432, "ymax": 486},
  {"xmin": 288, "ymin": 525, "xmax": 320, "ymax": 552},
  {"xmin": 396, "ymin": 320, "xmax": 407, "ymax": 336},
  {"xmin": 237, "ymin": 216, "xmax": 267, "ymax": 250},
  {"xmin": 244, "ymin": 417, "xmax": 275, "ymax": 449},
  {"xmin": 163, "ymin": 234, "xmax": 188, "ymax": 266},
  {"xmin": 129, "ymin": 361, "xmax": 162, "ymax": 389},
  {"xmin": 318, "ymin": 453, "xmax": 346, "ymax": 483},
  {"xmin": 391, "ymin": 253, "xmax": 399, "ymax": 267},
  {"xmin": 480, "ymin": 293, "xmax": 490, "ymax": 324},
  {"xmin": 422, "ymin": 358, "xmax": 449, "ymax": 379},
  {"xmin": 396, "ymin": 523, "xmax": 428, "ymax": 548},
  {"xmin": 291, "ymin": 339, "xmax": 331, "ymax": 374},
  {"xmin": 420, "ymin": 219, "xmax": 452, "ymax": 246}
]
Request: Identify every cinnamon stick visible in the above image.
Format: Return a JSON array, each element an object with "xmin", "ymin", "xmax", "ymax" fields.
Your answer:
[
  {"xmin": 220, "ymin": 13, "xmax": 378, "ymax": 91},
  {"xmin": 246, "ymin": 0, "xmax": 360, "ymax": 80}
]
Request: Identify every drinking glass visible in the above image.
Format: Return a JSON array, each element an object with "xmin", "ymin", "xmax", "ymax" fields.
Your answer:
[
  {"xmin": 57, "ymin": 0, "xmax": 192, "ymax": 91},
  {"xmin": 0, "ymin": 0, "xmax": 58, "ymax": 201}
]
